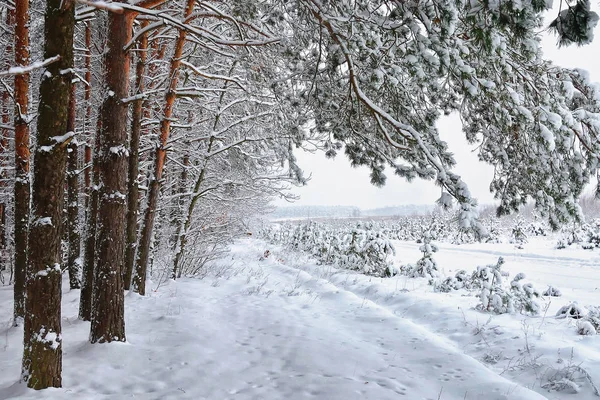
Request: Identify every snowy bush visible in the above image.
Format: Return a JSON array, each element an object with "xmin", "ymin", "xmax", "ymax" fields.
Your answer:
[
  {"xmin": 408, "ymin": 231, "xmax": 439, "ymax": 278},
  {"xmin": 577, "ymin": 320, "xmax": 597, "ymax": 335},
  {"xmin": 555, "ymin": 304, "xmax": 600, "ymax": 335},
  {"xmin": 556, "ymin": 223, "xmax": 587, "ymax": 249},
  {"xmin": 509, "ymin": 273, "xmax": 541, "ymax": 315},
  {"xmin": 472, "ymin": 258, "xmax": 539, "ymax": 315},
  {"xmin": 555, "ymin": 303, "xmax": 584, "ymax": 319},
  {"xmin": 435, "ymin": 270, "xmax": 470, "ymax": 292},
  {"xmin": 510, "ymin": 219, "xmax": 528, "ymax": 249},
  {"xmin": 263, "ymin": 221, "xmax": 397, "ymax": 277},
  {"xmin": 581, "ymin": 219, "xmax": 600, "ymax": 250},
  {"xmin": 525, "ymin": 220, "xmax": 548, "ymax": 237},
  {"xmin": 543, "ymin": 286, "xmax": 562, "ymax": 297},
  {"xmin": 542, "ymin": 372, "xmax": 581, "ymax": 394},
  {"xmin": 585, "ymin": 307, "xmax": 600, "ymax": 332}
]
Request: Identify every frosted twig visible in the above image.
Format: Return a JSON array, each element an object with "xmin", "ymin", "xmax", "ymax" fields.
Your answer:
[{"xmin": 0, "ymin": 56, "xmax": 61, "ymax": 77}]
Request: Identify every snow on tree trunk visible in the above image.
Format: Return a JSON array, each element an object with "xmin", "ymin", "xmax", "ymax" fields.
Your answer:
[
  {"xmin": 83, "ymin": 22, "xmax": 92, "ymax": 211},
  {"xmin": 13, "ymin": 0, "xmax": 30, "ymax": 324},
  {"xmin": 124, "ymin": 21, "xmax": 148, "ymax": 291},
  {"xmin": 66, "ymin": 81, "xmax": 80, "ymax": 289},
  {"xmin": 90, "ymin": 12, "xmax": 131, "ymax": 343},
  {"xmin": 22, "ymin": 0, "xmax": 75, "ymax": 388},
  {"xmin": 0, "ymin": 8, "xmax": 13, "ymax": 282},
  {"xmin": 79, "ymin": 112, "xmax": 101, "ymax": 322}
]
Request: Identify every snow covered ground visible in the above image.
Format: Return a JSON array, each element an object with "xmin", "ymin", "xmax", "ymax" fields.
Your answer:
[{"xmin": 0, "ymin": 237, "xmax": 598, "ymax": 399}]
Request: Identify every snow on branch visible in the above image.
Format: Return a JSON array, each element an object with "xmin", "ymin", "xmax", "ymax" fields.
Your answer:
[
  {"xmin": 75, "ymin": 0, "xmax": 124, "ymax": 14},
  {"xmin": 0, "ymin": 56, "xmax": 61, "ymax": 77},
  {"xmin": 180, "ymin": 60, "xmax": 246, "ymax": 91}
]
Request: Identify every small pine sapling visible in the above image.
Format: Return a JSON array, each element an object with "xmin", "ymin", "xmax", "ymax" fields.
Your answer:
[
  {"xmin": 474, "ymin": 257, "xmax": 509, "ymax": 313},
  {"xmin": 509, "ymin": 273, "xmax": 540, "ymax": 315},
  {"xmin": 410, "ymin": 231, "xmax": 439, "ymax": 278},
  {"xmin": 582, "ymin": 219, "xmax": 600, "ymax": 249},
  {"xmin": 510, "ymin": 219, "xmax": 528, "ymax": 249}
]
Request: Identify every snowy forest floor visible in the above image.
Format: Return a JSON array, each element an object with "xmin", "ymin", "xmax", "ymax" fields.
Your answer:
[{"xmin": 0, "ymin": 238, "xmax": 599, "ymax": 400}]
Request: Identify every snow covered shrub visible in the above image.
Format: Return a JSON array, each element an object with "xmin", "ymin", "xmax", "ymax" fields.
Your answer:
[
  {"xmin": 510, "ymin": 219, "xmax": 528, "ymax": 249},
  {"xmin": 452, "ymin": 228, "xmax": 477, "ymax": 245},
  {"xmin": 409, "ymin": 231, "xmax": 439, "ymax": 278},
  {"xmin": 556, "ymin": 304, "xmax": 600, "ymax": 335},
  {"xmin": 543, "ymin": 286, "xmax": 562, "ymax": 297},
  {"xmin": 509, "ymin": 273, "xmax": 541, "ymax": 315},
  {"xmin": 435, "ymin": 270, "xmax": 470, "ymax": 292},
  {"xmin": 555, "ymin": 303, "xmax": 584, "ymax": 319},
  {"xmin": 474, "ymin": 257, "xmax": 508, "ymax": 313},
  {"xmin": 471, "ymin": 257, "xmax": 506, "ymax": 290},
  {"xmin": 585, "ymin": 307, "xmax": 600, "ymax": 332},
  {"xmin": 266, "ymin": 221, "xmax": 398, "ymax": 278},
  {"xmin": 526, "ymin": 220, "xmax": 548, "ymax": 237},
  {"xmin": 338, "ymin": 223, "xmax": 396, "ymax": 277},
  {"xmin": 556, "ymin": 223, "xmax": 587, "ymax": 249},
  {"xmin": 541, "ymin": 367, "xmax": 583, "ymax": 394},
  {"xmin": 483, "ymin": 218, "xmax": 503, "ymax": 244},
  {"xmin": 473, "ymin": 258, "xmax": 539, "ymax": 315},
  {"xmin": 581, "ymin": 219, "xmax": 600, "ymax": 250},
  {"xmin": 577, "ymin": 320, "xmax": 597, "ymax": 335},
  {"xmin": 360, "ymin": 229, "xmax": 396, "ymax": 276}
]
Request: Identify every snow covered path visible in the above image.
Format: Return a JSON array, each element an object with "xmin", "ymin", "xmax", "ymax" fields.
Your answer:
[{"xmin": 0, "ymin": 238, "xmax": 592, "ymax": 399}]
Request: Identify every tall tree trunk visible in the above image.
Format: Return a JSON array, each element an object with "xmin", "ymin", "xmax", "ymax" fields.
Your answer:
[
  {"xmin": 170, "ymin": 146, "xmax": 189, "ymax": 248},
  {"xmin": 79, "ymin": 113, "xmax": 100, "ymax": 321},
  {"xmin": 13, "ymin": 0, "xmax": 30, "ymax": 324},
  {"xmin": 1, "ymin": 8, "xmax": 13, "ymax": 283},
  {"xmin": 66, "ymin": 82, "xmax": 80, "ymax": 289},
  {"xmin": 135, "ymin": 0, "xmax": 195, "ymax": 295},
  {"xmin": 90, "ymin": 12, "xmax": 133, "ymax": 343},
  {"xmin": 83, "ymin": 22, "xmax": 92, "ymax": 211},
  {"xmin": 124, "ymin": 21, "xmax": 149, "ymax": 290},
  {"xmin": 22, "ymin": 0, "xmax": 75, "ymax": 389},
  {"xmin": 79, "ymin": 21, "xmax": 95, "ymax": 321}
]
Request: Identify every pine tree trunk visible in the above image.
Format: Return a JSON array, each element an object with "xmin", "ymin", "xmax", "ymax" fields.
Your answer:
[
  {"xmin": 124, "ymin": 21, "xmax": 148, "ymax": 291},
  {"xmin": 1, "ymin": 8, "xmax": 13, "ymax": 284},
  {"xmin": 13, "ymin": 0, "xmax": 30, "ymax": 324},
  {"xmin": 83, "ymin": 22, "xmax": 92, "ymax": 211},
  {"xmin": 135, "ymin": 0, "xmax": 195, "ymax": 295},
  {"xmin": 90, "ymin": 12, "xmax": 132, "ymax": 343},
  {"xmin": 22, "ymin": 0, "xmax": 75, "ymax": 388},
  {"xmin": 66, "ymin": 82, "xmax": 80, "ymax": 289},
  {"xmin": 79, "ymin": 22, "xmax": 95, "ymax": 321},
  {"xmin": 79, "ymin": 113, "xmax": 100, "ymax": 321}
]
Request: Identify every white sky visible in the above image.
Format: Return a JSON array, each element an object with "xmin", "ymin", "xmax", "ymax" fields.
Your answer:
[{"xmin": 275, "ymin": 11, "xmax": 600, "ymax": 209}]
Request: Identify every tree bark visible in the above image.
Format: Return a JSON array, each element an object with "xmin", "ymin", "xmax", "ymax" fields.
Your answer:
[
  {"xmin": 135, "ymin": 0, "xmax": 195, "ymax": 295},
  {"xmin": 66, "ymin": 82, "xmax": 80, "ymax": 289},
  {"xmin": 1, "ymin": 8, "xmax": 13, "ymax": 285},
  {"xmin": 79, "ymin": 21, "xmax": 95, "ymax": 321},
  {"xmin": 13, "ymin": 0, "xmax": 30, "ymax": 324},
  {"xmin": 124, "ymin": 21, "xmax": 149, "ymax": 291},
  {"xmin": 90, "ymin": 12, "xmax": 133, "ymax": 343},
  {"xmin": 83, "ymin": 22, "xmax": 92, "ymax": 210},
  {"xmin": 22, "ymin": 0, "xmax": 75, "ymax": 389},
  {"xmin": 79, "ymin": 113, "xmax": 100, "ymax": 321}
]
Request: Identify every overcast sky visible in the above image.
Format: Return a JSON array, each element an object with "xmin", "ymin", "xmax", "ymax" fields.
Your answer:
[{"xmin": 274, "ymin": 11, "xmax": 600, "ymax": 210}]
